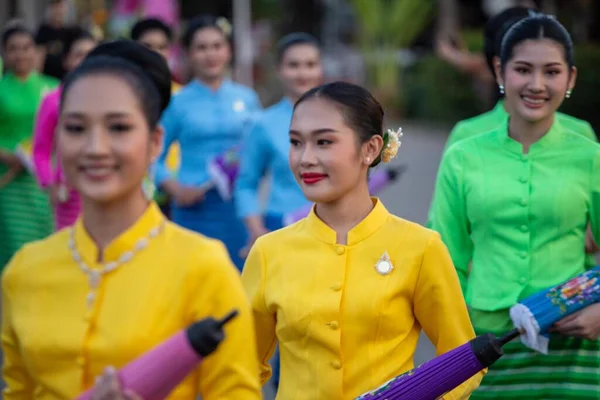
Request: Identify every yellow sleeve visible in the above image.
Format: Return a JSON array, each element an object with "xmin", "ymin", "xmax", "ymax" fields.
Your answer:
[
  {"xmin": 240, "ymin": 238, "xmax": 277, "ymax": 385},
  {"xmin": 2, "ymin": 250, "xmax": 35, "ymax": 399},
  {"xmin": 413, "ymin": 233, "xmax": 485, "ymax": 400},
  {"xmin": 189, "ymin": 240, "xmax": 262, "ymax": 400}
]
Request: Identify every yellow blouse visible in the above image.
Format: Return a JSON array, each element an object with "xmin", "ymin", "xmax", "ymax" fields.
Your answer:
[
  {"xmin": 242, "ymin": 198, "xmax": 484, "ymax": 400},
  {"xmin": 1, "ymin": 203, "xmax": 261, "ymax": 399}
]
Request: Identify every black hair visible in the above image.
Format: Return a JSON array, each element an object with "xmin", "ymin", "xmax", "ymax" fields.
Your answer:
[
  {"xmin": 295, "ymin": 81, "xmax": 385, "ymax": 167},
  {"xmin": 276, "ymin": 32, "xmax": 320, "ymax": 64},
  {"xmin": 2, "ymin": 25, "xmax": 34, "ymax": 48},
  {"xmin": 182, "ymin": 15, "xmax": 231, "ymax": 49},
  {"xmin": 61, "ymin": 39, "xmax": 172, "ymax": 129},
  {"xmin": 483, "ymin": 7, "xmax": 534, "ymax": 78},
  {"xmin": 500, "ymin": 13, "xmax": 574, "ymax": 72},
  {"xmin": 131, "ymin": 17, "xmax": 173, "ymax": 42},
  {"xmin": 62, "ymin": 27, "xmax": 95, "ymax": 60}
]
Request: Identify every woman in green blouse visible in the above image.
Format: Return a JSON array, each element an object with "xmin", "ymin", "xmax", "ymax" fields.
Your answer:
[
  {"xmin": 0, "ymin": 25, "xmax": 58, "ymax": 268},
  {"xmin": 430, "ymin": 14, "xmax": 600, "ymax": 400}
]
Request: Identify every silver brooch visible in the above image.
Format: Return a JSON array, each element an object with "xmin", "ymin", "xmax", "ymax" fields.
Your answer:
[{"xmin": 375, "ymin": 251, "xmax": 394, "ymax": 275}]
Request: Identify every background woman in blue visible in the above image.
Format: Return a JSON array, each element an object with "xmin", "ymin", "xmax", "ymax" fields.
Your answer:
[
  {"xmin": 235, "ymin": 33, "xmax": 322, "ymax": 257},
  {"xmin": 154, "ymin": 15, "xmax": 261, "ymax": 269}
]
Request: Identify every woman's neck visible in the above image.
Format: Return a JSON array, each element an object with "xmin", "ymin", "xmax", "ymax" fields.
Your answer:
[
  {"xmin": 81, "ymin": 192, "xmax": 150, "ymax": 259},
  {"xmin": 508, "ymin": 114, "xmax": 554, "ymax": 154},
  {"xmin": 13, "ymin": 70, "xmax": 32, "ymax": 81},
  {"xmin": 284, "ymin": 92, "xmax": 300, "ymax": 105},
  {"xmin": 315, "ymin": 182, "xmax": 374, "ymax": 245},
  {"xmin": 197, "ymin": 75, "xmax": 223, "ymax": 91}
]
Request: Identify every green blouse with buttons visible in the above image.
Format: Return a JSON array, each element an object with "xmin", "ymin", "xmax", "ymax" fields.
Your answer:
[{"xmin": 430, "ymin": 118, "xmax": 600, "ymax": 314}]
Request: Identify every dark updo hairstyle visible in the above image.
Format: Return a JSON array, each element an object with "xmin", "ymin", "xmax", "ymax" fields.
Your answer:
[
  {"xmin": 276, "ymin": 32, "xmax": 320, "ymax": 64},
  {"xmin": 182, "ymin": 15, "xmax": 232, "ymax": 49},
  {"xmin": 61, "ymin": 27, "xmax": 95, "ymax": 60},
  {"xmin": 500, "ymin": 13, "xmax": 574, "ymax": 73},
  {"xmin": 294, "ymin": 81, "xmax": 385, "ymax": 167},
  {"xmin": 2, "ymin": 24, "xmax": 34, "ymax": 48},
  {"xmin": 61, "ymin": 39, "xmax": 172, "ymax": 130},
  {"xmin": 131, "ymin": 17, "xmax": 173, "ymax": 42},
  {"xmin": 483, "ymin": 7, "xmax": 533, "ymax": 79}
]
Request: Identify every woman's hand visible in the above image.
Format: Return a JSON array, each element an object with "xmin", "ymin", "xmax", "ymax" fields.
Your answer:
[
  {"xmin": 0, "ymin": 150, "xmax": 22, "ymax": 169},
  {"xmin": 552, "ymin": 303, "xmax": 600, "ymax": 341},
  {"xmin": 162, "ymin": 180, "xmax": 206, "ymax": 207},
  {"xmin": 90, "ymin": 367, "xmax": 143, "ymax": 400},
  {"xmin": 585, "ymin": 226, "xmax": 599, "ymax": 254}
]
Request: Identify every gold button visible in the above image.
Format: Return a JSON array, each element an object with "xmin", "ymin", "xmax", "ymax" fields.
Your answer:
[
  {"xmin": 331, "ymin": 283, "xmax": 342, "ymax": 291},
  {"xmin": 329, "ymin": 321, "xmax": 339, "ymax": 330},
  {"xmin": 331, "ymin": 360, "xmax": 342, "ymax": 369},
  {"xmin": 336, "ymin": 246, "xmax": 345, "ymax": 255}
]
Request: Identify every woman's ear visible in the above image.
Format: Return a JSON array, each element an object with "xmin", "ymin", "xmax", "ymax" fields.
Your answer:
[
  {"xmin": 150, "ymin": 125, "xmax": 164, "ymax": 162},
  {"xmin": 362, "ymin": 134, "xmax": 384, "ymax": 166},
  {"xmin": 493, "ymin": 57, "xmax": 504, "ymax": 89}
]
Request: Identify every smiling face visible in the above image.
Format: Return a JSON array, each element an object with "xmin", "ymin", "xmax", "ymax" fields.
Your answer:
[
  {"xmin": 496, "ymin": 38, "xmax": 576, "ymax": 124},
  {"xmin": 188, "ymin": 27, "xmax": 231, "ymax": 81},
  {"xmin": 289, "ymin": 97, "xmax": 382, "ymax": 204},
  {"xmin": 58, "ymin": 74, "xmax": 162, "ymax": 206},
  {"xmin": 279, "ymin": 43, "xmax": 322, "ymax": 99}
]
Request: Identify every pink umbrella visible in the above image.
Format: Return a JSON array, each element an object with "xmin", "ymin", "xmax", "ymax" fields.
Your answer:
[{"xmin": 76, "ymin": 310, "xmax": 238, "ymax": 400}]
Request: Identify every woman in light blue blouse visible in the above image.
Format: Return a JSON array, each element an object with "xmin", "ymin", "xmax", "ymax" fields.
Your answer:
[
  {"xmin": 155, "ymin": 15, "xmax": 261, "ymax": 269},
  {"xmin": 235, "ymin": 33, "xmax": 322, "ymax": 255}
]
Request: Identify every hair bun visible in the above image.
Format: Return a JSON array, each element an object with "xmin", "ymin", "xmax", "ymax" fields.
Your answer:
[{"xmin": 86, "ymin": 39, "xmax": 172, "ymax": 113}]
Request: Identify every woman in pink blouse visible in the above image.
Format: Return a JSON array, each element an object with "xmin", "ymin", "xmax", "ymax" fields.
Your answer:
[{"xmin": 33, "ymin": 28, "xmax": 96, "ymax": 230}]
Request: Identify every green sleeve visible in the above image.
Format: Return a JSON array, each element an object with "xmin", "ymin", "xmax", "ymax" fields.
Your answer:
[
  {"xmin": 590, "ymin": 151, "xmax": 600, "ymax": 252},
  {"xmin": 429, "ymin": 146, "xmax": 474, "ymax": 295},
  {"xmin": 582, "ymin": 122, "xmax": 597, "ymax": 143}
]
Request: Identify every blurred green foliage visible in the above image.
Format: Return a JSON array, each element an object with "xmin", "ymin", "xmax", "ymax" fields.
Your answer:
[{"xmin": 403, "ymin": 40, "xmax": 600, "ymax": 136}]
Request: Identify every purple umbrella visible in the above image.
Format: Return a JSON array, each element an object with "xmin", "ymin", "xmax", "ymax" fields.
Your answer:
[
  {"xmin": 510, "ymin": 265, "xmax": 600, "ymax": 354},
  {"xmin": 76, "ymin": 310, "xmax": 238, "ymax": 400},
  {"xmin": 356, "ymin": 329, "xmax": 521, "ymax": 400},
  {"xmin": 283, "ymin": 165, "xmax": 407, "ymax": 226}
]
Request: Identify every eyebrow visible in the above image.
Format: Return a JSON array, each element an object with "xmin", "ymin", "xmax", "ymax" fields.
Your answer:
[
  {"xmin": 513, "ymin": 61, "xmax": 564, "ymax": 67},
  {"xmin": 289, "ymin": 128, "xmax": 338, "ymax": 136},
  {"xmin": 63, "ymin": 112, "xmax": 132, "ymax": 119}
]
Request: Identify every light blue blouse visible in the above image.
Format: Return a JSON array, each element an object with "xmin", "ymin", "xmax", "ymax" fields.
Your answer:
[
  {"xmin": 235, "ymin": 98, "xmax": 308, "ymax": 218},
  {"xmin": 154, "ymin": 79, "xmax": 261, "ymax": 188}
]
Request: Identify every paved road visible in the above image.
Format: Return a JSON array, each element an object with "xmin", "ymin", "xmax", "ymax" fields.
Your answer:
[{"xmin": 262, "ymin": 120, "xmax": 450, "ymax": 399}]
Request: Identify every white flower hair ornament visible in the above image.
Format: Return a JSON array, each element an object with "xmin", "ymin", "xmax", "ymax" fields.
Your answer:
[
  {"xmin": 380, "ymin": 127, "xmax": 403, "ymax": 163},
  {"xmin": 216, "ymin": 17, "xmax": 232, "ymax": 37}
]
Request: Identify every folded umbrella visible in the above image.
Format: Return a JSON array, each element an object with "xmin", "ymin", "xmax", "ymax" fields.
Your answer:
[
  {"xmin": 356, "ymin": 329, "xmax": 521, "ymax": 400},
  {"xmin": 509, "ymin": 265, "xmax": 600, "ymax": 354},
  {"xmin": 206, "ymin": 146, "xmax": 240, "ymax": 201},
  {"xmin": 77, "ymin": 310, "xmax": 238, "ymax": 400},
  {"xmin": 283, "ymin": 165, "xmax": 407, "ymax": 226}
]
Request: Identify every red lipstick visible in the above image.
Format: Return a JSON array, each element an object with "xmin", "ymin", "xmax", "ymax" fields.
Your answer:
[{"xmin": 301, "ymin": 172, "xmax": 327, "ymax": 185}]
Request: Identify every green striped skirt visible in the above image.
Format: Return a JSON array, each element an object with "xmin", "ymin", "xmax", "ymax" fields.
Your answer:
[
  {"xmin": 470, "ymin": 308, "xmax": 600, "ymax": 399},
  {"xmin": 0, "ymin": 167, "xmax": 54, "ymax": 268}
]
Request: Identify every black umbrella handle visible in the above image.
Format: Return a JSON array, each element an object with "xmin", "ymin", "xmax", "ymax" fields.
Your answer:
[{"xmin": 217, "ymin": 309, "xmax": 239, "ymax": 328}]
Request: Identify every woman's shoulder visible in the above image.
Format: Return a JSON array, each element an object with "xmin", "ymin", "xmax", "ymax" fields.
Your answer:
[
  {"xmin": 384, "ymin": 215, "xmax": 443, "ymax": 250},
  {"xmin": 2, "ymin": 229, "xmax": 71, "ymax": 284}
]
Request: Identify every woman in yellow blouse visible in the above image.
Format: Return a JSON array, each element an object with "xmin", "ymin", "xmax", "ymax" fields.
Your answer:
[
  {"xmin": 241, "ymin": 81, "xmax": 484, "ymax": 399},
  {"xmin": 1, "ymin": 40, "xmax": 261, "ymax": 399}
]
